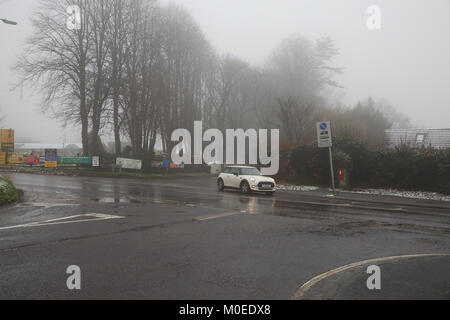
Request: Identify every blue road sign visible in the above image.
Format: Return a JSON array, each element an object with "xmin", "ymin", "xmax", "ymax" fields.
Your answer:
[
  {"xmin": 45, "ymin": 155, "xmax": 57, "ymax": 162},
  {"xmin": 316, "ymin": 121, "xmax": 332, "ymax": 148}
]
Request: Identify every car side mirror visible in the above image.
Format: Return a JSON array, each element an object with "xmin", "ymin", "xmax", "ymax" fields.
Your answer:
[{"xmin": 234, "ymin": 173, "xmax": 238, "ymax": 176}]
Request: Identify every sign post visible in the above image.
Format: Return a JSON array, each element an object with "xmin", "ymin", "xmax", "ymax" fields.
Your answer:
[
  {"xmin": 45, "ymin": 149, "xmax": 58, "ymax": 168},
  {"xmin": 57, "ymin": 156, "xmax": 92, "ymax": 165},
  {"xmin": 316, "ymin": 121, "xmax": 335, "ymax": 194},
  {"xmin": 328, "ymin": 146, "xmax": 336, "ymax": 194},
  {"xmin": 1, "ymin": 129, "xmax": 15, "ymax": 166},
  {"xmin": 92, "ymin": 156, "xmax": 100, "ymax": 167}
]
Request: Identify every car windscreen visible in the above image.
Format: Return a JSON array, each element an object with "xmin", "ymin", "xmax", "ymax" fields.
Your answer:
[{"xmin": 239, "ymin": 168, "xmax": 262, "ymax": 176}]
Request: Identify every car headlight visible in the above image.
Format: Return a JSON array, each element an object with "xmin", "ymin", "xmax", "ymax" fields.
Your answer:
[{"xmin": 250, "ymin": 177, "xmax": 256, "ymax": 183}]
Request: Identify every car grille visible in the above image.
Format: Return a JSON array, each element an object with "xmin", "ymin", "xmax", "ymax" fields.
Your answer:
[{"xmin": 258, "ymin": 182, "xmax": 274, "ymax": 189}]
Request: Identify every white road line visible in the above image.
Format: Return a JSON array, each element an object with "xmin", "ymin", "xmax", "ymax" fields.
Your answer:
[
  {"xmin": 194, "ymin": 212, "xmax": 241, "ymax": 221},
  {"xmin": 291, "ymin": 253, "xmax": 450, "ymax": 300},
  {"xmin": 0, "ymin": 213, "xmax": 124, "ymax": 231}
]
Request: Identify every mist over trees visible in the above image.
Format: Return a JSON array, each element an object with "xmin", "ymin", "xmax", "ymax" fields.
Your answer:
[{"xmin": 16, "ymin": 0, "xmax": 404, "ymax": 158}]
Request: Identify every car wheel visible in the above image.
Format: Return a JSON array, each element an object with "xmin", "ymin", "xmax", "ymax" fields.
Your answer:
[
  {"xmin": 217, "ymin": 179, "xmax": 225, "ymax": 191},
  {"xmin": 240, "ymin": 181, "xmax": 250, "ymax": 194}
]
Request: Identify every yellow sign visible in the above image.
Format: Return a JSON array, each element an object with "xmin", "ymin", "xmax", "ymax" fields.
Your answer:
[
  {"xmin": 0, "ymin": 152, "xmax": 21, "ymax": 165},
  {"xmin": 8, "ymin": 154, "xmax": 23, "ymax": 165},
  {"xmin": 45, "ymin": 161, "xmax": 58, "ymax": 168},
  {"xmin": 1, "ymin": 129, "xmax": 14, "ymax": 143},
  {"xmin": 1, "ymin": 129, "xmax": 15, "ymax": 153},
  {"xmin": 1, "ymin": 129, "xmax": 15, "ymax": 165}
]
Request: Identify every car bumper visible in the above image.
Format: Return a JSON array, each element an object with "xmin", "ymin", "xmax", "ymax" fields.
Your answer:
[{"xmin": 250, "ymin": 185, "xmax": 276, "ymax": 192}]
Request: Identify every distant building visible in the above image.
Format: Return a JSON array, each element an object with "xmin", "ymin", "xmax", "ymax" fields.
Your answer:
[
  {"xmin": 14, "ymin": 143, "xmax": 83, "ymax": 156},
  {"xmin": 385, "ymin": 128, "xmax": 450, "ymax": 149}
]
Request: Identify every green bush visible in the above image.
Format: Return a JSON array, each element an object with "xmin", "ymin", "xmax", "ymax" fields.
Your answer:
[
  {"xmin": 290, "ymin": 145, "xmax": 329, "ymax": 186},
  {"xmin": 289, "ymin": 139, "xmax": 450, "ymax": 194},
  {"xmin": 333, "ymin": 137, "xmax": 377, "ymax": 186},
  {"xmin": 437, "ymin": 148, "xmax": 450, "ymax": 192},
  {"xmin": 0, "ymin": 176, "xmax": 19, "ymax": 205}
]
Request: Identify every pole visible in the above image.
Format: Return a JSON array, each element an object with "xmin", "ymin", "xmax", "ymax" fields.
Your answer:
[{"xmin": 328, "ymin": 146, "xmax": 335, "ymax": 194}]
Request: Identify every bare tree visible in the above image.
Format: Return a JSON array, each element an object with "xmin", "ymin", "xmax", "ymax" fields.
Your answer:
[
  {"xmin": 87, "ymin": 0, "xmax": 113, "ymax": 154},
  {"xmin": 17, "ymin": 0, "xmax": 350, "ymax": 162},
  {"xmin": 16, "ymin": 0, "xmax": 92, "ymax": 154},
  {"xmin": 265, "ymin": 35, "xmax": 342, "ymax": 147},
  {"xmin": 108, "ymin": 0, "xmax": 127, "ymax": 154},
  {"xmin": 205, "ymin": 55, "xmax": 252, "ymax": 130},
  {"xmin": 159, "ymin": 4, "xmax": 214, "ymax": 151}
]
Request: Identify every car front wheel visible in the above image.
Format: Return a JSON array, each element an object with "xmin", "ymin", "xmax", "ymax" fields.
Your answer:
[
  {"xmin": 240, "ymin": 181, "xmax": 250, "ymax": 194},
  {"xmin": 217, "ymin": 179, "xmax": 224, "ymax": 191}
]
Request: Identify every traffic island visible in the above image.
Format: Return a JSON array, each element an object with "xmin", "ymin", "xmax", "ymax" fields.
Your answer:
[
  {"xmin": 0, "ymin": 175, "xmax": 19, "ymax": 206},
  {"xmin": 292, "ymin": 254, "xmax": 450, "ymax": 300}
]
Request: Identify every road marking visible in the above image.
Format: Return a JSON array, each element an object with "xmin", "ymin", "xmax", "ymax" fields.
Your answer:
[
  {"xmin": 291, "ymin": 253, "xmax": 450, "ymax": 300},
  {"xmin": 194, "ymin": 212, "xmax": 240, "ymax": 221},
  {"xmin": 0, "ymin": 213, "xmax": 124, "ymax": 231}
]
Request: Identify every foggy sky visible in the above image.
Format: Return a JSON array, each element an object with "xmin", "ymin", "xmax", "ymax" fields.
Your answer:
[{"xmin": 1, "ymin": 0, "xmax": 449, "ymax": 142}]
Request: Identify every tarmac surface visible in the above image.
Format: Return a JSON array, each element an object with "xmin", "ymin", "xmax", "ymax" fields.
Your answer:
[{"xmin": 0, "ymin": 172, "xmax": 449, "ymax": 299}]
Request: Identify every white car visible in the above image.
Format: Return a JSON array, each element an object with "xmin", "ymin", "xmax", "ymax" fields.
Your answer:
[{"xmin": 217, "ymin": 166, "xmax": 276, "ymax": 195}]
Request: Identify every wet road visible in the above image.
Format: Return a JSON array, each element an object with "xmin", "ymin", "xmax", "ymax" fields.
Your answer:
[{"xmin": 0, "ymin": 172, "xmax": 449, "ymax": 299}]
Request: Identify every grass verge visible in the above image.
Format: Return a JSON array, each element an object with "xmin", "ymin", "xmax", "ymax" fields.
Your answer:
[{"xmin": 0, "ymin": 166, "xmax": 209, "ymax": 180}]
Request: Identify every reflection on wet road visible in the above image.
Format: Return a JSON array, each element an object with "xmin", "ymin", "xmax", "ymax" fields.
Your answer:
[
  {"xmin": 5, "ymin": 173, "xmax": 283, "ymax": 216},
  {"xmin": 4, "ymin": 173, "xmax": 450, "ymax": 229}
]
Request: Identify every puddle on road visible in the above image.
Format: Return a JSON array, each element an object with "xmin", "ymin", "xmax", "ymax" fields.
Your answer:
[
  {"xmin": 16, "ymin": 202, "xmax": 79, "ymax": 209},
  {"xmin": 95, "ymin": 197, "xmax": 132, "ymax": 204},
  {"xmin": 90, "ymin": 196, "xmax": 187, "ymax": 206}
]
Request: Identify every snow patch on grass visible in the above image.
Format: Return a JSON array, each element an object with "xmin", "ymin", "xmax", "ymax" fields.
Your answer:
[
  {"xmin": 348, "ymin": 188, "xmax": 450, "ymax": 202},
  {"xmin": 277, "ymin": 185, "xmax": 319, "ymax": 192}
]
